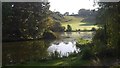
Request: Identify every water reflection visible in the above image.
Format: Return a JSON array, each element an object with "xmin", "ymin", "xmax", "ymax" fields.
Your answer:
[
  {"xmin": 48, "ymin": 41, "xmax": 80, "ymax": 57},
  {"xmin": 3, "ymin": 32, "xmax": 94, "ymax": 65},
  {"xmin": 60, "ymin": 32, "xmax": 94, "ymax": 40},
  {"xmin": 2, "ymin": 40, "xmax": 51, "ymax": 65}
]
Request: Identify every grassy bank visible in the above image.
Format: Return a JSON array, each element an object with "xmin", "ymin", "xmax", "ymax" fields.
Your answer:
[
  {"xmin": 15, "ymin": 55, "xmax": 91, "ymax": 66},
  {"xmin": 61, "ymin": 16, "xmax": 98, "ymax": 30}
]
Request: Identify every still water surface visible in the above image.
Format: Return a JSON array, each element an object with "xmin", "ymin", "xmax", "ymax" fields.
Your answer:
[{"xmin": 3, "ymin": 32, "xmax": 94, "ymax": 65}]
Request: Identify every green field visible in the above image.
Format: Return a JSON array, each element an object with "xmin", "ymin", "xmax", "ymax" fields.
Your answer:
[{"xmin": 61, "ymin": 16, "xmax": 98, "ymax": 30}]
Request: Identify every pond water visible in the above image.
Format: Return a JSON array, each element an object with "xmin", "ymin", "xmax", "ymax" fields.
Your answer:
[
  {"xmin": 2, "ymin": 32, "xmax": 94, "ymax": 65},
  {"xmin": 48, "ymin": 41, "xmax": 80, "ymax": 57}
]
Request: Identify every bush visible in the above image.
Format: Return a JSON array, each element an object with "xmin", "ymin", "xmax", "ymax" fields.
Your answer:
[
  {"xmin": 91, "ymin": 27, "xmax": 96, "ymax": 31},
  {"xmin": 76, "ymin": 38, "xmax": 94, "ymax": 60},
  {"xmin": 66, "ymin": 25, "xmax": 72, "ymax": 32},
  {"xmin": 81, "ymin": 46, "xmax": 94, "ymax": 60},
  {"xmin": 42, "ymin": 30, "xmax": 57, "ymax": 39},
  {"xmin": 50, "ymin": 21, "xmax": 65, "ymax": 32},
  {"xmin": 92, "ymin": 28, "xmax": 107, "ymax": 46}
]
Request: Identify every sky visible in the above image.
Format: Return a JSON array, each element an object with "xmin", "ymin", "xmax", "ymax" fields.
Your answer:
[{"xmin": 49, "ymin": 0, "xmax": 98, "ymax": 14}]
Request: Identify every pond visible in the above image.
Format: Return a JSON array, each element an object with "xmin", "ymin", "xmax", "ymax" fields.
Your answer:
[
  {"xmin": 48, "ymin": 40, "xmax": 80, "ymax": 57},
  {"xmin": 2, "ymin": 32, "xmax": 94, "ymax": 65}
]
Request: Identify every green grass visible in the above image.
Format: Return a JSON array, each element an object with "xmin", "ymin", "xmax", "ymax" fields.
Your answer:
[
  {"xmin": 62, "ymin": 16, "xmax": 98, "ymax": 30},
  {"xmin": 15, "ymin": 56, "xmax": 91, "ymax": 66},
  {"xmin": 77, "ymin": 38, "xmax": 91, "ymax": 45}
]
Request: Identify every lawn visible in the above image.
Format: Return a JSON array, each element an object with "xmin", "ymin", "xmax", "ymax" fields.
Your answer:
[{"xmin": 61, "ymin": 16, "xmax": 98, "ymax": 30}]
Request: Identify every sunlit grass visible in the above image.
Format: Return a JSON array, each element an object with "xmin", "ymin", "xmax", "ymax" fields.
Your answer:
[
  {"xmin": 77, "ymin": 38, "xmax": 91, "ymax": 45},
  {"xmin": 62, "ymin": 16, "xmax": 98, "ymax": 30},
  {"xmin": 52, "ymin": 61, "xmax": 63, "ymax": 66}
]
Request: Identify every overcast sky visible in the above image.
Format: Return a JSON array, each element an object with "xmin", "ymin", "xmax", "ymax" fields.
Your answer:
[{"xmin": 49, "ymin": 0, "xmax": 98, "ymax": 14}]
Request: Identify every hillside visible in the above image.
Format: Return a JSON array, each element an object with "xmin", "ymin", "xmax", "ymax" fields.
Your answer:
[{"xmin": 61, "ymin": 16, "xmax": 98, "ymax": 30}]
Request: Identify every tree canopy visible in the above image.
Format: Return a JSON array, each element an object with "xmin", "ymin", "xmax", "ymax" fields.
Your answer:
[
  {"xmin": 2, "ymin": 2, "xmax": 51, "ymax": 41},
  {"xmin": 93, "ymin": 2, "xmax": 120, "ymax": 57}
]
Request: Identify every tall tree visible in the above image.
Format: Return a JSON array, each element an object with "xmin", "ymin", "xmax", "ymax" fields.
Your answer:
[
  {"xmin": 2, "ymin": 2, "xmax": 51, "ymax": 41},
  {"xmin": 93, "ymin": 2, "xmax": 120, "ymax": 57}
]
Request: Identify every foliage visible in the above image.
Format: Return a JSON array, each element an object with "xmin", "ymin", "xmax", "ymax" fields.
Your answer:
[
  {"xmin": 64, "ymin": 12, "xmax": 69, "ymax": 16},
  {"xmin": 78, "ymin": 9, "xmax": 97, "ymax": 17},
  {"xmin": 76, "ymin": 2, "xmax": 120, "ymax": 63},
  {"xmin": 62, "ymin": 16, "xmax": 98, "ymax": 30},
  {"xmin": 77, "ymin": 38, "xmax": 91, "ymax": 45},
  {"xmin": 2, "ymin": 2, "xmax": 51, "ymax": 41},
  {"xmin": 49, "ymin": 11, "xmax": 66, "ymax": 32},
  {"xmin": 42, "ymin": 30, "xmax": 57, "ymax": 39},
  {"xmin": 92, "ymin": 28, "xmax": 107, "ymax": 45},
  {"xmin": 50, "ymin": 21, "xmax": 65, "ymax": 32},
  {"xmin": 93, "ymin": 2, "xmax": 120, "ymax": 59},
  {"xmin": 76, "ymin": 38, "xmax": 94, "ymax": 60},
  {"xmin": 81, "ymin": 46, "xmax": 94, "ymax": 60},
  {"xmin": 91, "ymin": 27, "xmax": 96, "ymax": 31},
  {"xmin": 66, "ymin": 25, "xmax": 72, "ymax": 32},
  {"xmin": 50, "ymin": 11, "xmax": 65, "ymax": 22}
]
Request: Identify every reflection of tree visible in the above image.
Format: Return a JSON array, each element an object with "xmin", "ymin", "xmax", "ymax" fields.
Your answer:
[
  {"xmin": 78, "ymin": 31, "xmax": 80, "ymax": 34},
  {"xmin": 53, "ymin": 42, "xmax": 59, "ymax": 45},
  {"xmin": 2, "ymin": 40, "xmax": 51, "ymax": 65},
  {"xmin": 61, "ymin": 32, "xmax": 65, "ymax": 36},
  {"xmin": 66, "ymin": 32, "xmax": 72, "ymax": 37}
]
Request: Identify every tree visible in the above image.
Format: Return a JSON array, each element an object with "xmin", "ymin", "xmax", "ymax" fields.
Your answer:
[
  {"xmin": 2, "ymin": 2, "xmax": 51, "ymax": 41},
  {"xmin": 50, "ymin": 21, "xmax": 65, "ymax": 32},
  {"xmin": 93, "ymin": 2, "xmax": 120, "ymax": 57},
  {"xmin": 64, "ymin": 12, "xmax": 69, "ymax": 16},
  {"xmin": 49, "ymin": 11, "xmax": 65, "ymax": 32},
  {"xmin": 66, "ymin": 25, "xmax": 72, "ymax": 32}
]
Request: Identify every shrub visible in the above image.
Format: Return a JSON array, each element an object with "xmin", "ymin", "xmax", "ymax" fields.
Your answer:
[
  {"xmin": 81, "ymin": 46, "xmax": 94, "ymax": 60},
  {"xmin": 91, "ymin": 27, "xmax": 96, "ymax": 31},
  {"xmin": 42, "ymin": 30, "xmax": 57, "ymax": 39},
  {"xmin": 66, "ymin": 25, "xmax": 72, "ymax": 32},
  {"xmin": 76, "ymin": 38, "xmax": 94, "ymax": 60}
]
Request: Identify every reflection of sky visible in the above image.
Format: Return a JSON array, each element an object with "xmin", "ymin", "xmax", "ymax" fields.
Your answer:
[
  {"xmin": 47, "ymin": 41, "xmax": 80, "ymax": 57},
  {"xmin": 47, "ymin": 32, "xmax": 94, "ymax": 57}
]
